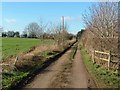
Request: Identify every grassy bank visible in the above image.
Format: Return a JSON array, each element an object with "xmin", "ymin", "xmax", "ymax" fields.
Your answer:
[
  {"xmin": 80, "ymin": 45, "xmax": 120, "ymax": 88},
  {"xmin": 2, "ymin": 50, "xmax": 59, "ymax": 89},
  {"xmin": 2, "ymin": 37, "xmax": 54, "ymax": 60},
  {"xmin": 2, "ymin": 41, "xmax": 76, "ymax": 89}
]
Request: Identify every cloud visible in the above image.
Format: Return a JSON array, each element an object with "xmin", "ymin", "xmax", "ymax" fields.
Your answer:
[
  {"xmin": 64, "ymin": 16, "xmax": 74, "ymax": 21},
  {"xmin": 76, "ymin": 16, "xmax": 82, "ymax": 21},
  {"xmin": 5, "ymin": 18, "xmax": 16, "ymax": 24}
]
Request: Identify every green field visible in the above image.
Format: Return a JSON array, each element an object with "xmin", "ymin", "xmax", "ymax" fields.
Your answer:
[{"xmin": 2, "ymin": 37, "xmax": 54, "ymax": 60}]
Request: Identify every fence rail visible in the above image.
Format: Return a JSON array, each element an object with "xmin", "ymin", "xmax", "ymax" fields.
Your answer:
[{"xmin": 94, "ymin": 50, "xmax": 109, "ymax": 55}]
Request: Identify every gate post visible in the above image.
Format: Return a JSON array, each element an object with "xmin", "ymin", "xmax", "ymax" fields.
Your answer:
[{"xmin": 108, "ymin": 51, "xmax": 111, "ymax": 70}]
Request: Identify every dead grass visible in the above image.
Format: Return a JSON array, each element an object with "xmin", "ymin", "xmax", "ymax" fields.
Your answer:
[{"xmin": 2, "ymin": 44, "xmax": 59, "ymax": 72}]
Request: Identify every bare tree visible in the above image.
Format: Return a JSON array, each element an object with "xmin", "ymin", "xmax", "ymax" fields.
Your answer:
[
  {"xmin": 82, "ymin": 2, "xmax": 118, "ymax": 52},
  {"xmin": 83, "ymin": 2, "xmax": 118, "ymax": 38},
  {"xmin": 52, "ymin": 20, "xmax": 70, "ymax": 50},
  {"xmin": 25, "ymin": 22, "xmax": 42, "ymax": 38}
]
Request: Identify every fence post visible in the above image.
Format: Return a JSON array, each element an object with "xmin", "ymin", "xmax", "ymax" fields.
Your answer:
[
  {"xmin": 14, "ymin": 56, "xmax": 18, "ymax": 65},
  {"xmin": 108, "ymin": 51, "xmax": 111, "ymax": 70},
  {"xmin": 92, "ymin": 50, "xmax": 95, "ymax": 63}
]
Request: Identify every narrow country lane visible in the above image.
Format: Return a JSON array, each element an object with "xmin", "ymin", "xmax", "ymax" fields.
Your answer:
[
  {"xmin": 71, "ymin": 48, "xmax": 88, "ymax": 88},
  {"xmin": 71, "ymin": 47, "xmax": 96, "ymax": 88},
  {"xmin": 22, "ymin": 45, "xmax": 96, "ymax": 89},
  {"xmin": 23, "ymin": 49, "xmax": 71, "ymax": 88}
]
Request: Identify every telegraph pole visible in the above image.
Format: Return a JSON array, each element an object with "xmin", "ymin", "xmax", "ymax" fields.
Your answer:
[
  {"xmin": 61, "ymin": 16, "xmax": 65, "ymax": 45},
  {"xmin": 62, "ymin": 16, "xmax": 64, "ymax": 32}
]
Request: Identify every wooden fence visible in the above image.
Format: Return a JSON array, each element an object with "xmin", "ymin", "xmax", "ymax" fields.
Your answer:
[{"xmin": 92, "ymin": 50, "xmax": 119, "ymax": 71}]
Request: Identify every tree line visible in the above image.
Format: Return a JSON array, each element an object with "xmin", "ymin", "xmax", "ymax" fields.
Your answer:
[
  {"xmin": 2, "ymin": 31, "xmax": 20, "ymax": 37},
  {"xmin": 2, "ymin": 17, "xmax": 75, "ymax": 50},
  {"xmin": 2, "ymin": 21, "xmax": 74, "ymax": 40}
]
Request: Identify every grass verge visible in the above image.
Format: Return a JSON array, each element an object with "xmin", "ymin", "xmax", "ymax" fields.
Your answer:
[
  {"xmin": 69, "ymin": 44, "xmax": 77, "ymax": 60},
  {"xmin": 80, "ymin": 45, "xmax": 120, "ymax": 88}
]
